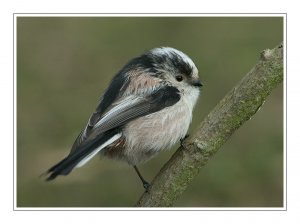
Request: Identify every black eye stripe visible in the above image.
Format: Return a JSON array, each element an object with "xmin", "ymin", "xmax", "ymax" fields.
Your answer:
[
  {"xmin": 169, "ymin": 52, "xmax": 193, "ymax": 77},
  {"xmin": 121, "ymin": 48, "xmax": 195, "ymax": 80}
]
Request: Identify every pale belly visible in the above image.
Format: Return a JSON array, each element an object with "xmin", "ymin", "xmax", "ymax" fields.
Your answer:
[{"xmin": 122, "ymin": 100, "xmax": 193, "ymax": 165}]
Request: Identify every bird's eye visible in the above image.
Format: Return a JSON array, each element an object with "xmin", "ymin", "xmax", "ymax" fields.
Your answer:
[{"xmin": 176, "ymin": 75, "xmax": 183, "ymax": 82}]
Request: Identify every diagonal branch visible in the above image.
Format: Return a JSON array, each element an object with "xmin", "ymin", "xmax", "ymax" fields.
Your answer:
[{"xmin": 136, "ymin": 43, "xmax": 283, "ymax": 207}]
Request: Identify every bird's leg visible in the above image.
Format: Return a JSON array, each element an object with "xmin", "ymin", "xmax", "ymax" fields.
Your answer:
[
  {"xmin": 180, "ymin": 134, "xmax": 190, "ymax": 150},
  {"xmin": 133, "ymin": 165, "xmax": 150, "ymax": 192}
]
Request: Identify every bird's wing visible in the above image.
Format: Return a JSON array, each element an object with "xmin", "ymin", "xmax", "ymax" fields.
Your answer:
[
  {"xmin": 70, "ymin": 73, "xmax": 130, "ymax": 152},
  {"xmin": 45, "ymin": 84, "xmax": 181, "ymax": 180},
  {"xmin": 73, "ymin": 84, "xmax": 181, "ymax": 152}
]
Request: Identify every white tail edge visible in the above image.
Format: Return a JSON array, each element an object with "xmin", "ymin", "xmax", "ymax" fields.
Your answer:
[{"xmin": 75, "ymin": 133, "xmax": 122, "ymax": 168}]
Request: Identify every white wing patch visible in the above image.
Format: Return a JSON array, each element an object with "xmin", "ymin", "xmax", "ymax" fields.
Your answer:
[
  {"xmin": 94, "ymin": 96, "xmax": 142, "ymax": 129},
  {"xmin": 75, "ymin": 133, "xmax": 122, "ymax": 168}
]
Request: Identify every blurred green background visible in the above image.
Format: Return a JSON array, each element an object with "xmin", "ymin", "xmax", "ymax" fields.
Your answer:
[{"xmin": 17, "ymin": 16, "xmax": 283, "ymax": 207}]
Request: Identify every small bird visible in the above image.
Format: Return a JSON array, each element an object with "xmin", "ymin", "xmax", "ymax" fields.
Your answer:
[{"xmin": 45, "ymin": 47, "xmax": 202, "ymax": 190}]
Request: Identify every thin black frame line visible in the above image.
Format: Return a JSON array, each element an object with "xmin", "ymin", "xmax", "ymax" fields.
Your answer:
[{"xmin": 13, "ymin": 13, "xmax": 287, "ymax": 211}]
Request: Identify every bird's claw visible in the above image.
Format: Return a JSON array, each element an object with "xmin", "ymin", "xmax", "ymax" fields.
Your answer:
[
  {"xmin": 180, "ymin": 134, "xmax": 190, "ymax": 150},
  {"xmin": 143, "ymin": 182, "xmax": 151, "ymax": 192}
]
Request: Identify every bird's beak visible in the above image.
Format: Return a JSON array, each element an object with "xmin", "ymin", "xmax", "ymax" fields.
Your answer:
[{"xmin": 192, "ymin": 79, "xmax": 203, "ymax": 88}]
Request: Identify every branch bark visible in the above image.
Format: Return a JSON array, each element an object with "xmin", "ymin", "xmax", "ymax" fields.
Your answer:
[{"xmin": 136, "ymin": 43, "xmax": 283, "ymax": 207}]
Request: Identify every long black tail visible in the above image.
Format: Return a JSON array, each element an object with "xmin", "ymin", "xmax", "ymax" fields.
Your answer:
[{"xmin": 44, "ymin": 130, "xmax": 119, "ymax": 181}]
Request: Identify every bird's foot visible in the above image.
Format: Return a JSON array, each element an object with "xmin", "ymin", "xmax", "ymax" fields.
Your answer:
[
  {"xmin": 143, "ymin": 181, "xmax": 151, "ymax": 192},
  {"xmin": 180, "ymin": 134, "xmax": 190, "ymax": 150}
]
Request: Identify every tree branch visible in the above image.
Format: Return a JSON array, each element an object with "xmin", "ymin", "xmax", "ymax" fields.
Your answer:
[{"xmin": 136, "ymin": 43, "xmax": 283, "ymax": 207}]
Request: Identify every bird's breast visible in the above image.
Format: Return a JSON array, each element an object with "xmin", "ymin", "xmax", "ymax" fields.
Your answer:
[{"xmin": 122, "ymin": 96, "xmax": 196, "ymax": 165}]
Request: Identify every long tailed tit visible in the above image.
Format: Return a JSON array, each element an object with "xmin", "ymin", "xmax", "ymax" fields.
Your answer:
[{"xmin": 45, "ymin": 47, "xmax": 202, "ymax": 190}]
